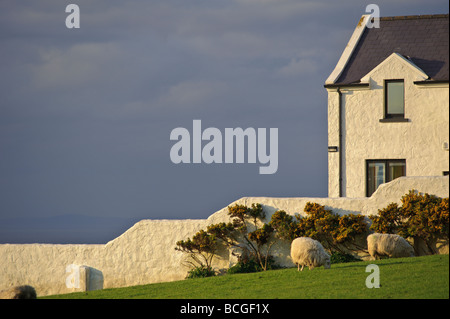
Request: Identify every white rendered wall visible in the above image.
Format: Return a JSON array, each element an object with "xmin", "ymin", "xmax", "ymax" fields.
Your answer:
[{"xmin": 327, "ymin": 89, "xmax": 341, "ymax": 198}]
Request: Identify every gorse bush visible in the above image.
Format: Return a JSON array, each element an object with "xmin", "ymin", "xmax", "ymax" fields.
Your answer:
[
  {"xmin": 369, "ymin": 190, "xmax": 449, "ymax": 254},
  {"xmin": 401, "ymin": 191, "xmax": 448, "ymax": 240},
  {"xmin": 276, "ymin": 203, "xmax": 368, "ymax": 253},
  {"xmin": 369, "ymin": 203, "xmax": 403, "ymax": 234},
  {"xmin": 268, "ymin": 210, "xmax": 297, "ymax": 241}
]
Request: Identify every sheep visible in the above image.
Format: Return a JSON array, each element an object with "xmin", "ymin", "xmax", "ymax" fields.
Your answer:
[
  {"xmin": 290, "ymin": 237, "xmax": 331, "ymax": 271},
  {"xmin": 367, "ymin": 233, "xmax": 415, "ymax": 260},
  {"xmin": 0, "ymin": 285, "xmax": 37, "ymax": 299}
]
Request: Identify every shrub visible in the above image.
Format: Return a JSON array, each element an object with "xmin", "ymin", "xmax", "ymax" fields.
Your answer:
[
  {"xmin": 185, "ymin": 265, "xmax": 216, "ymax": 279},
  {"xmin": 268, "ymin": 204, "xmax": 368, "ymax": 254},
  {"xmin": 177, "ymin": 203, "xmax": 279, "ymax": 274},
  {"xmin": 268, "ymin": 210, "xmax": 297, "ymax": 241},
  {"xmin": 227, "ymin": 255, "xmax": 278, "ymax": 274},
  {"xmin": 335, "ymin": 213, "xmax": 368, "ymax": 244},
  {"xmin": 292, "ymin": 203, "xmax": 368, "ymax": 253},
  {"xmin": 227, "ymin": 258, "xmax": 261, "ymax": 274},
  {"xmin": 369, "ymin": 190, "xmax": 449, "ymax": 254},
  {"xmin": 175, "ymin": 230, "xmax": 217, "ymax": 271},
  {"xmin": 330, "ymin": 251, "xmax": 361, "ymax": 264},
  {"xmin": 225, "ymin": 203, "xmax": 276, "ymax": 271},
  {"xmin": 400, "ymin": 191, "xmax": 449, "ymax": 241},
  {"xmin": 368, "ymin": 203, "xmax": 403, "ymax": 234}
]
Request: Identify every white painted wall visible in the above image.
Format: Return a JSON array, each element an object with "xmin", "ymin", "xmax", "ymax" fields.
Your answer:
[
  {"xmin": 327, "ymin": 54, "xmax": 449, "ymax": 198},
  {"xmin": 0, "ymin": 176, "xmax": 447, "ymax": 297},
  {"xmin": 327, "ymin": 89, "xmax": 341, "ymax": 198}
]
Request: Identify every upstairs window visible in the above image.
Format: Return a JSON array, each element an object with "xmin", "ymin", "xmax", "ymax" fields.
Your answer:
[{"xmin": 384, "ymin": 80, "xmax": 405, "ymax": 118}]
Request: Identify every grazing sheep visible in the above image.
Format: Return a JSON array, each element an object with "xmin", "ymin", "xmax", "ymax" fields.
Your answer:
[
  {"xmin": 367, "ymin": 233, "xmax": 415, "ymax": 260},
  {"xmin": 290, "ymin": 237, "xmax": 331, "ymax": 271},
  {"xmin": 0, "ymin": 285, "xmax": 37, "ymax": 299}
]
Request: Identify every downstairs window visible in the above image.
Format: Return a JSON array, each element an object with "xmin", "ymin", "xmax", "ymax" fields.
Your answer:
[{"xmin": 366, "ymin": 159, "xmax": 406, "ymax": 197}]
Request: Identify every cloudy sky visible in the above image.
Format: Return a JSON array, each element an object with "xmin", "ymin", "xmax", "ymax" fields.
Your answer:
[{"xmin": 0, "ymin": 0, "xmax": 448, "ymax": 243}]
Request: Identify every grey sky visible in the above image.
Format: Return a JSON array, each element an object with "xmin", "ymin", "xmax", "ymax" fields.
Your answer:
[{"xmin": 0, "ymin": 0, "xmax": 448, "ymax": 243}]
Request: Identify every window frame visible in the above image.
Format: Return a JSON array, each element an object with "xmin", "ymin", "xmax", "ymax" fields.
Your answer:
[
  {"xmin": 380, "ymin": 79, "xmax": 409, "ymax": 122},
  {"xmin": 366, "ymin": 159, "xmax": 406, "ymax": 197}
]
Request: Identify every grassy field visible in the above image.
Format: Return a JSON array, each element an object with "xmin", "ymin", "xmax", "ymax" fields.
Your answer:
[{"xmin": 42, "ymin": 254, "xmax": 448, "ymax": 299}]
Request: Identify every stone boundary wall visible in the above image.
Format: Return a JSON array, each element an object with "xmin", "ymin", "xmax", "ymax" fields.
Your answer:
[{"xmin": 0, "ymin": 176, "xmax": 448, "ymax": 297}]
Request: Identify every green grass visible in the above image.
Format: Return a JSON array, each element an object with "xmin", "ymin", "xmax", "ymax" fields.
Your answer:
[{"xmin": 42, "ymin": 254, "xmax": 449, "ymax": 299}]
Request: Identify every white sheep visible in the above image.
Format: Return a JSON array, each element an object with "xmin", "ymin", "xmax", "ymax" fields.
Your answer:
[
  {"xmin": 290, "ymin": 237, "xmax": 331, "ymax": 271},
  {"xmin": 367, "ymin": 233, "xmax": 415, "ymax": 260}
]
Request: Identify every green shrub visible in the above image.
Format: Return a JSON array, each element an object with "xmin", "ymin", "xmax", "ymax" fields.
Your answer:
[
  {"xmin": 330, "ymin": 251, "xmax": 361, "ymax": 264},
  {"xmin": 227, "ymin": 259, "xmax": 261, "ymax": 274},
  {"xmin": 185, "ymin": 265, "xmax": 216, "ymax": 279},
  {"xmin": 227, "ymin": 255, "xmax": 279, "ymax": 274}
]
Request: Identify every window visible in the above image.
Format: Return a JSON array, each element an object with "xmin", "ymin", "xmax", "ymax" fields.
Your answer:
[
  {"xmin": 380, "ymin": 80, "xmax": 408, "ymax": 122},
  {"xmin": 366, "ymin": 159, "xmax": 406, "ymax": 197},
  {"xmin": 386, "ymin": 80, "xmax": 404, "ymax": 116}
]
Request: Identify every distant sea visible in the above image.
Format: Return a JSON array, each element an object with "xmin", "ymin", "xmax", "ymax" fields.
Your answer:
[{"xmin": 0, "ymin": 214, "xmax": 148, "ymax": 244}]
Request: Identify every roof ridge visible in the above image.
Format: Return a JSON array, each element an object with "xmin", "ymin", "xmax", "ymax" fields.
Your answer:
[{"xmin": 380, "ymin": 14, "xmax": 449, "ymax": 21}]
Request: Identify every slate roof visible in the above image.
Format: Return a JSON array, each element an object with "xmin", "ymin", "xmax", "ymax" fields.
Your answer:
[{"xmin": 335, "ymin": 14, "xmax": 449, "ymax": 85}]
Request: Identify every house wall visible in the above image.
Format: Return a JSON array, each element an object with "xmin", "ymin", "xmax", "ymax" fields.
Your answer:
[
  {"xmin": 327, "ymin": 57, "xmax": 449, "ymax": 198},
  {"xmin": 327, "ymin": 89, "xmax": 341, "ymax": 198},
  {"xmin": 0, "ymin": 176, "xmax": 447, "ymax": 297}
]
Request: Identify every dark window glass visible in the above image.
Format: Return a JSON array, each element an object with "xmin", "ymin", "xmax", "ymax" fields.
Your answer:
[{"xmin": 385, "ymin": 80, "xmax": 404, "ymax": 117}]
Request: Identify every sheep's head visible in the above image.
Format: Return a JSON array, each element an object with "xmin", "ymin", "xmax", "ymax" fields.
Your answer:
[
  {"xmin": 324, "ymin": 255, "xmax": 331, "ymax": 269},
  {"xmin": 405, "ymin": 241, "xmax": 415, "ymax": 257}
]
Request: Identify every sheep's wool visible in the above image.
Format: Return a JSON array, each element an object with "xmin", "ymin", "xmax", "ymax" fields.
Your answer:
[
  {"xmin": 290, "ymin": 237, "xmax": 331, "ymax": 271},
  {"xmin": 367, "ymin": 233, "xmax": 415, "ymax": 260}
]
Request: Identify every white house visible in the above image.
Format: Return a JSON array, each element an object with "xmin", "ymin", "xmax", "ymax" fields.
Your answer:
[{"xmin": 325, "ymin": 14, "xmax": 449, "ymax": 198}]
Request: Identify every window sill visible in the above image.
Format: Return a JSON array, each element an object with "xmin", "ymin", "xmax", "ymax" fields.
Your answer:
[{"xmin": 379, "ymin": 118, "xmax": 410, "ymax": 123}]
